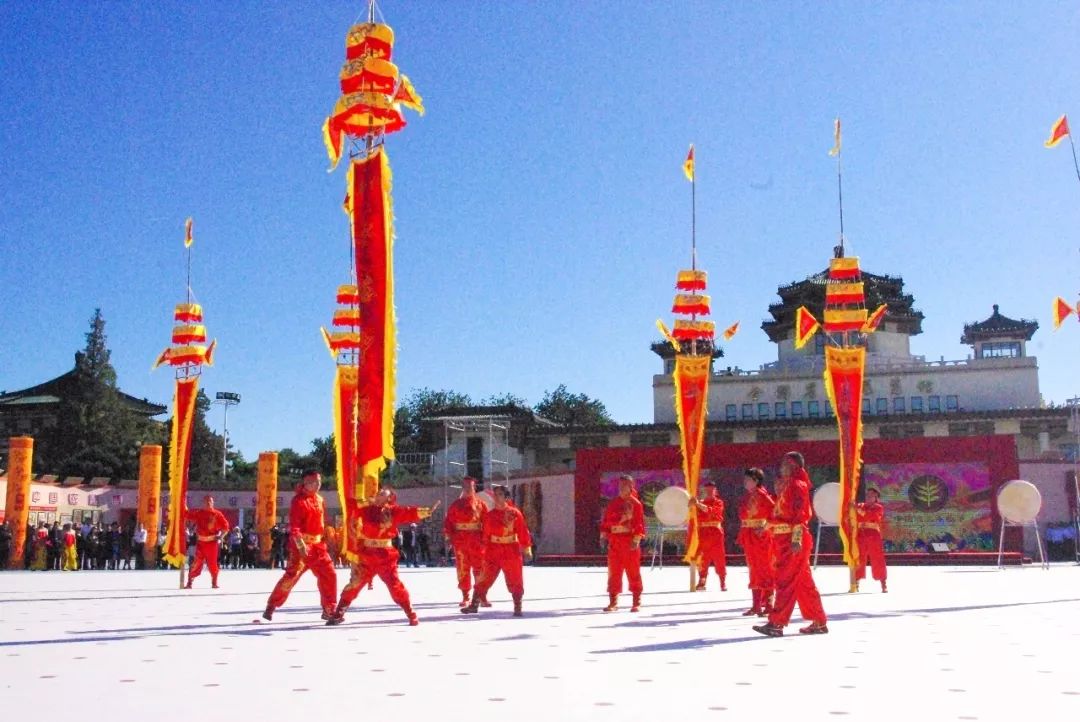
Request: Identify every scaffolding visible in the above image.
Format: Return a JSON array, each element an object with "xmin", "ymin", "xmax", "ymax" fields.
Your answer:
[{"xmin": 428, "ymin": 414, "xmax": 512, "ymax": 525}]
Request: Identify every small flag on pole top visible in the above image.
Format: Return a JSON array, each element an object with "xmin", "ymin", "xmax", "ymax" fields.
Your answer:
[
  {"xmin": 683, "ymin": 144, "xmax": 695, "ymax": 182},
  {"xmin": 828, "ymin": 117, "xmax": 842, "ymax": 157},
  {"xmin": 1044, "ymin": 114, "xmax": 1070, "ymax": 148},
  {"xmin": 184, "ymin": 218, "xmax": 194, "ymax": 248}
]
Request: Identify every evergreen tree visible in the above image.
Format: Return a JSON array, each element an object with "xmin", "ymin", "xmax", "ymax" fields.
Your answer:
[{"xmin": 41, "ymin": 309, "xmax": 163, "ymax": 478}]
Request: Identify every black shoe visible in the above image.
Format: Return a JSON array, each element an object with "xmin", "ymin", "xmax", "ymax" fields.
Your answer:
[
  {"xmin": 752, "ymin": 623, "xmax": 784, "ymax": 637},
  {"xmin": 799, "ymin": 622, "xmax": 829, "ymax": 635},
  {"xmin": 325, "ymin": 612, "xmax": 345, "ymax": 626},
  {"xmin": 262, "ymin": 606, "xmax": 274, "ymax": 621}
]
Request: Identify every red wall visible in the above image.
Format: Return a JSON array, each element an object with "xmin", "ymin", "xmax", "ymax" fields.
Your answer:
[{"xmin": 574, "ymin": 435, "xmax": 1019, "ymax": 554}]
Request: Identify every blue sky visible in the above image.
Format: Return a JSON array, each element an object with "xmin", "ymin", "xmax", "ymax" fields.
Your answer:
[{"xmin": 2, "ymin": 2, "xmax": 1079, "ymax": 460}]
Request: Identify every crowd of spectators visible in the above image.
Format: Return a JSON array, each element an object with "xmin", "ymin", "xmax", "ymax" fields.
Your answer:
[{"xmin": 0, "ymin": 518, "xmax": 441, "ymax": 570}]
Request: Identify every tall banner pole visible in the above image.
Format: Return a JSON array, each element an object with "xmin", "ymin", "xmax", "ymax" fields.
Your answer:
[
  {"xmin": 4, "ymin": 436, "xmax": 33, "ymax": 569},
  {"xmin": 137, "ymin": 445, "xmax": 163, "ymax": 567},
  {"xmin": 320, "ymin": 11, "xmax": 425, "ymax": 536}
]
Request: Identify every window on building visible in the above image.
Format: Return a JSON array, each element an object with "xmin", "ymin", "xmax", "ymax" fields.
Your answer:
[
  {"xmin": 740, "ymin": 404, "xmax": 752, "ymax": 419},
  {"xmin": 791, "ymin": 400, "xmax": 804, "ymax": 417},
  {"xmin": 808, "ymin": 400, "xmax": 820, "ymax": 418},
  {"xmin": 946, "ymin": 395, "xmax": 959, "ymax": 411},
  {"xmin": 911, "ymin": 396, "xmax": 923, "ymax": 413},
  {"xmin": 758, "ymin": 402, "xmax": 770, "ymax": 419},
  {"xmin": 863, "ymin": 398, "xmax": 872, "ymax": 416},
  {"xmin": 929, "ymin": 395, "xmax": 941, "ymax": 413},
  {"xmin": 979, "ymin": 341, "xmax": 1021, "ymax": 358},
  {"xmin": 893, "ymin": 397, "xmax": 906, "ymax": 414},
  {"xmin": 725, "ymin": 404, "xmax": 737, "ymax": 421},
  {"xmin": 775, "ymin": 401, "xmax": 787, "ymax": 418},
  {"xmin": 824, "ymin": 402, "xmax": 833, "ymax": 417},
  {"xmin": 876, "ymin": 398, "xmax": 888, "ymax": 414}
]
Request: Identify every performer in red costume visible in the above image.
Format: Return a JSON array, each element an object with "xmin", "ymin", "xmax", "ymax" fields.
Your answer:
[
  {"xmin": 461, "ymin": 485, "xmax": 532, "ymax": 617},
  {"xmin": 443, "ymin": 477, "xmax": 488, "ymax": 607},
  {"xmin": 853, "ymin": 488, "xmax": 888, "ymax": 593},
  {"xmin": 753, "ymin": 451, "xmax": 828, "ymax": 637},
  {"xmin": 737, "ymin": 467, "xmax": 774, "ymax": 616},
  {"xmin": 599, "ymin": 474, "xmax": 646, "ymax": 612},
  {"xmin": 263, "ymin": 471, "xmax": 338, "ymax": 621},
  {"xmin": 185, "ymin": 495, "xmax": 230, "ymax": 589},
  {"xmin": 327, "ymin": 486, "xmax": 439, "ymax": 626},
  {"xmin": 692, "ymin": 481, "xmax": 727, "ymax": 592}
]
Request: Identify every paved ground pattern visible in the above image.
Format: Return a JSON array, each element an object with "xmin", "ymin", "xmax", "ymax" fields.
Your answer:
[{"xmin": 1, "ymin": 564, "xmax": 1078, "ymax": 720}]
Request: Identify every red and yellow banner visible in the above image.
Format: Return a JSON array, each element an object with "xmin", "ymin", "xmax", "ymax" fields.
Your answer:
[
  {"xmin": 332, "ymin": 366, "xmax": 362, "ymax": 562},
  {"xmin": 4, "ymin": 436, "xmax": 33, "ymax": 569},
  {"xmin": 794, "ymin": 306, "xmax": 820, "ymax": 349},
  {"xmin": 1053, "ymin": 296, "xmax": 1076, "ymax": 329},
  {"xmin": 137, "ymin": 445, "xmax": 162, "ymax": 565},
  {"xmin": 673, "ymin": 354, "xmax": 710, "ymax": 562},
  {"xmin": 349, "ymin": 148, "xmax": 397, "ymax": 483},
  {"xmin": 824, "ymin": 345, "xmax": 866, "ymax": 568},
  {"xmin": 255, "ymin": 451, "xmax": 278, "ymax": 565},
  {"xmin": 162, "ymin": 376, "xmax": 199, "ymax": 568},
  {"xmin": 1045, "ymin": 114, "xmax": 1070, "ymax": 149}
]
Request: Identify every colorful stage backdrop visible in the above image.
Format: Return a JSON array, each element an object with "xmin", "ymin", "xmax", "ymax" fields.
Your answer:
[{"xmin": 578, "ymin": 437, "xmax": 1016, "ymax": 555}]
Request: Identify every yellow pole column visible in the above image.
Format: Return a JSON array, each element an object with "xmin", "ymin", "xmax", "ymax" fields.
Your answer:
[
  {"xmin": 256, "ymin": 452, "xmax": 279, "ymax": 566},
  {"xmin": 138, "ymin": 445, "xmax": 163, "ymax": 568},
  {"xmin": 5, "ymin": 437, "xmax": 34, "ymax": 569}
]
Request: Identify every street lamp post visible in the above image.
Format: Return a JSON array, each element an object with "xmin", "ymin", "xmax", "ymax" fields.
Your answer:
[{"xmin": 214, "ymin": 392, "xmax": 241, "ymax": 484}]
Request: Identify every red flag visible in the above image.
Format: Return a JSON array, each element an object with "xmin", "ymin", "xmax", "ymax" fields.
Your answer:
[
  {"xmin": 1045, "ymin": 114, "xmax": 1070, "ymax": 148},
  {"xmin": 1053, "ymin": 296, "xmax": 1075, "ymax": 329},
  {"xmin": 683, "ymin": 145, "xmax": 695, "ymax": 182},
  {"xmin": 794, "ymin": 307, "xmax": 820, "ymax": 349}
]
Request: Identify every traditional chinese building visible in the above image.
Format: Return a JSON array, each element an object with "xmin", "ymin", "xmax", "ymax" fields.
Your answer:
[{"xmin": 0, "ymin": 356, "xmax": 167, "ymax": 459}]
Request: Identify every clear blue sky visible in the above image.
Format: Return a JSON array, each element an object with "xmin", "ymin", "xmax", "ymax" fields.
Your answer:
[{"xmin": 2, "ymin": 2, "xmax": 1078, "ymax": 461}]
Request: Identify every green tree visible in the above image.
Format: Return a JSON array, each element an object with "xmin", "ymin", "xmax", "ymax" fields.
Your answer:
[
  {"xmin": 481, "ymin": 392, "xmax": 528, "ymax": 407},
  {"xmin": 534, "ymin": 384, "xmax": 614, "ymax": 427},
  {"xmin": 309, "ymin": 434, "xmax": 337, "ymax": 477},
  {"xmin": 42, "ymin": 309, "xmax": 163, "ymax": 478},
  {"xmin": 394, "ymin": 387, "xmax": 473, "ymax": 453}
]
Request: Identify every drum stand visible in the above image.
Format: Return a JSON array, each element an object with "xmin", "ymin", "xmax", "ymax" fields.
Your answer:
[
  {"xmin": 813, "ymin": 522, "xmax": 837, "ymax": 569},
  {"xmin": 650, "ymin": 526, "xmax": 685, "ymax": 570},
  {"xmin": 997, "ymin": 518, "xmax": 1049, "ymax": 570}
]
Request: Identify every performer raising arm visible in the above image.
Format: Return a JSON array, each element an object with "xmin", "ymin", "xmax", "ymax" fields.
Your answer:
[
  {"xmin": 600, "ymin": 474, "xmax": 646, "ymax": 612},
  {"xmin": 328, "ymin": 485, "xmax": 439, "ymax": 626},
  {"xmin": 692, "ymin": 480, "xmax": 727, "ymax": 592},
  {"xmin": 263, "ymin": 471, "xmax": 337, "ymax": 622},
  {"xmin": 461, "ymin": 485, "xmax": 532, "ymax": 617}
]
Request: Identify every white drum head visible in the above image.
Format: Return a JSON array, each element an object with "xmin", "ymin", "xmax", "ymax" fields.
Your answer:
[
  {"xmin": 477, "ymin": 491, "xmax": 495, "ymax": 511},
  {"xmin": 813, "ymin": 482, "xmax": 841, "ymax": 525},
  {"xmin": 654, "ymin": 486, "xmax": 690, "ymax": 527},
  {"xmin": 997, "ymin": 480, "xmax": 1041, "ymax": 524}
]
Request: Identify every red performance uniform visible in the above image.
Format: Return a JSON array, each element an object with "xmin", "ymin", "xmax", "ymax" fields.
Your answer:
[
  {"xmin": 766, "ymin": 469, "xmax": 827, "ymax": 629},
  {"xmin": 444, "ymin": 495, "xmax": 487, "ymax": 599},
  {"xmin": 695, "ymin": 497, "xmax": 727, "ymax": 590},
  {"xmin": 266, "ymin": 490, "xmax": 337, "ymax": 617},
  {"xmin": 334, "ymin": 501, "xmax": 428, "ymax": 623},
  {"xmin": 600, "ymin": 495, "xmax": 646, "ymax": 599},
  {"xmin": 737, "ymin": 486, "xmax": 776, "ymax": 612},
  {"xmin": 855, "ymin": 500, "xmax": 887, "ymax": 584},
  {"xmin": 472, "ymin": 505, "xmax": 532, "ymax": 602},
  {"xmin": 185, "ymin": 507, "xmax": 229, "ymax": 587}
]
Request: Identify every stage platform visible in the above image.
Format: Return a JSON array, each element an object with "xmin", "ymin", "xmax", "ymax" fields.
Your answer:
[{"xmin": 1, "ymin": 564, "xmax": 1077, "ymax": 720}]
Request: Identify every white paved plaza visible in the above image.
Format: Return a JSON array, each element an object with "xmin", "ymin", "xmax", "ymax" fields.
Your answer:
[{"xmin": 1, "ymin": 563, "xmax": 1078, "ymax": 720}]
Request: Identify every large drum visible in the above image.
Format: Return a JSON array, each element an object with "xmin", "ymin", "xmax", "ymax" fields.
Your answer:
[
  {"xmin": 653, "ymin": 486, "xmax": 691, "ymax": 527},
  {"xmin": 812, "ymin": 482, "xmax": 841, "ymax": 525},
  {"xmin": 997, "ymin": 480, "xmax": 1042, "ymax": 524}
]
